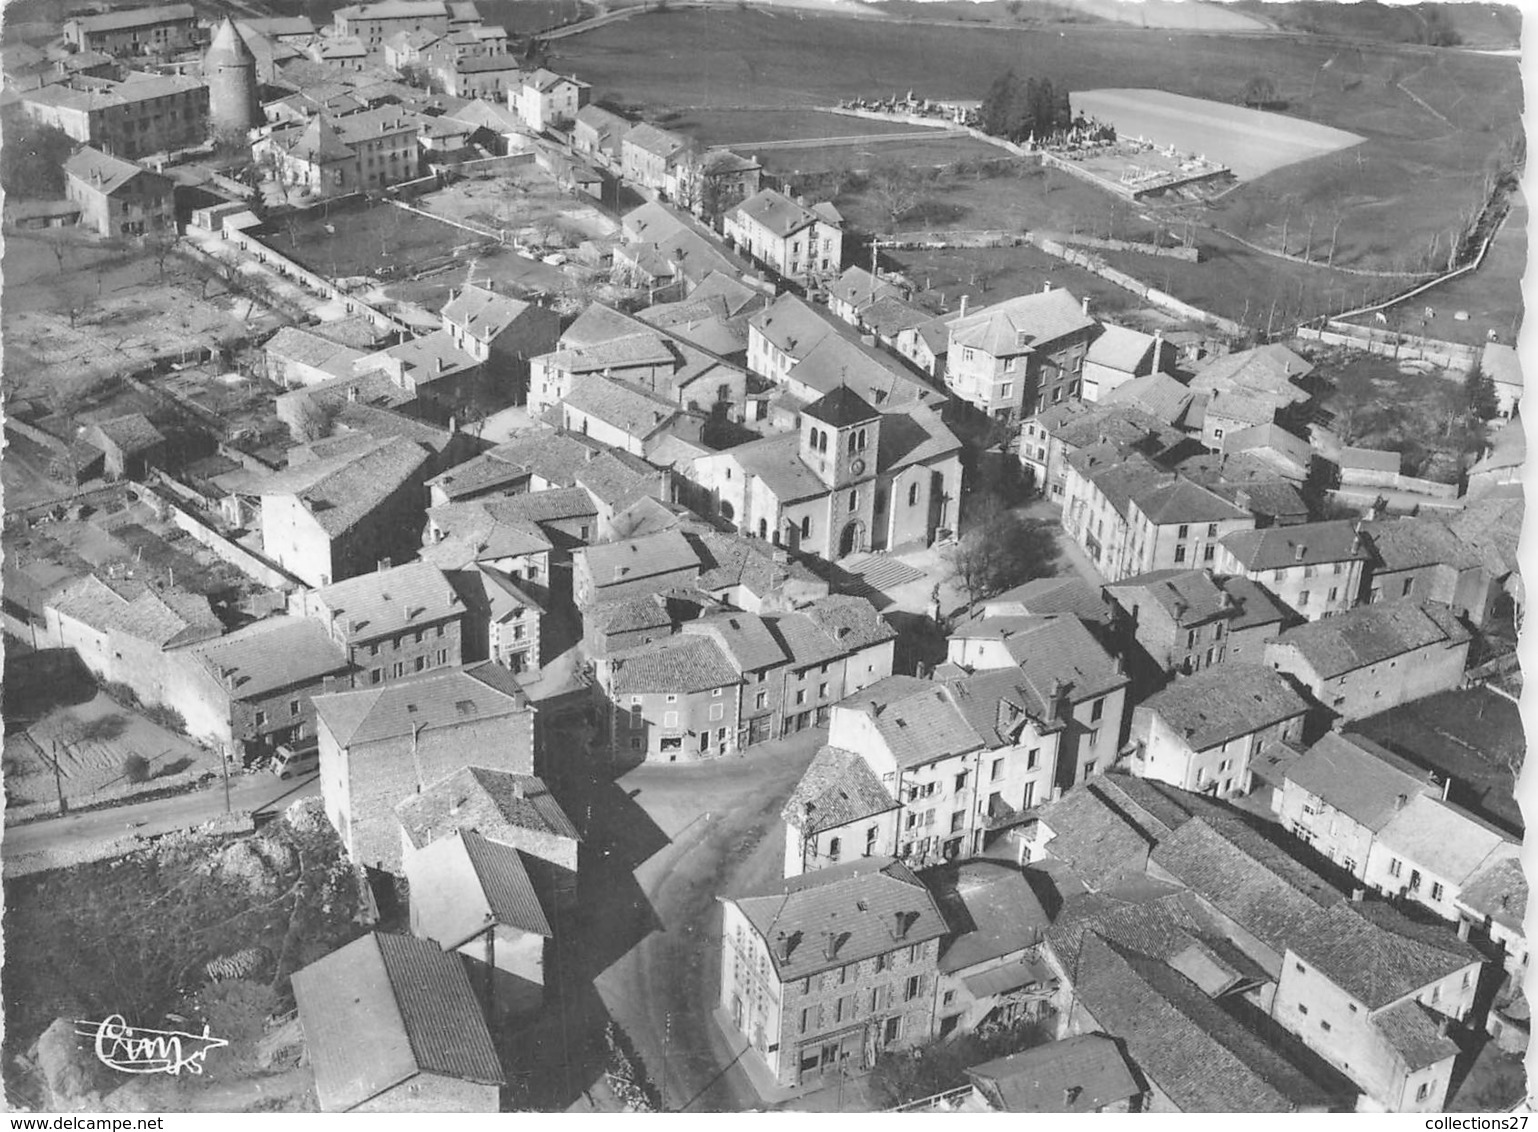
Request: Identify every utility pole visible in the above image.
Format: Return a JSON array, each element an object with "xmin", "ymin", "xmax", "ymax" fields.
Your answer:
[
  {"xmin": 49, "ymin": 740, "xmax": 67, "ymax": 815},
  {"xmin": 221, "ymin": 742, "xmax": 231, "ymax": 813},
  {"xmin": 411, "ymin": 721, "xmax": 428, "ymax": 792},
  {"xmin": 660, "ymin": 1011, "xmax": 672, "ymax": 1112}
]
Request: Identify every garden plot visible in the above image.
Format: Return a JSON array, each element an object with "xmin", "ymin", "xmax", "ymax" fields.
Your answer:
[{"xmin": 1072, "ymin": 89, "xmax": 1365, "ymax": 180}]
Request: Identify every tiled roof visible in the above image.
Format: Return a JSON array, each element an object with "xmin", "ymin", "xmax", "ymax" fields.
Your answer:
[
  {"xmin": 581, "ymin": 529, "xmax": 700, "ymax": 588},
  {"xmin": 1361, "ymin": 516, "xmax": 1484, "ymax": 572},
  {"xmin": 802, "ymin": 595, "xmax": 895, "ymax": 652},
  {"xmin": 422, "ymin": 501, "xmax": 553, "ymax": 568},
  {"xmin": 955, "ymin": 614, "xmax": 1125, "ymax": 704},
  {"xmin": 827, "ymin": 265, "xmax": 903, "ymax": 311},
  {"xmin": 1482, "ymin": 341, "xmax": 1521, "ymax": 389},
  {"xmin": 782, "ymin": 744, "xmax": 898, "ymax": 833},
  {"xmin": 789, "ymin": 331, "xmax": 935, "ymax": 407},
  {"xmin": 1100, "ymin": 370, "xmax": 1197, "ymax": 427},
  {"xmin": 1456, "ymin": 857, "xmax": 1527, "ymax": 934},
  {"xmin": 1133, "ymin": 476, "xmax": 1249, "ymax": 526},
  {"xmin": 764, "ymin": 610, "xmax": 846, "ymax": 668},
  {"xmin": 1044, "ymin": 403, "xmax": 1184, "ymax": 458},
  {"xmin": 691, "ymin": 530, "xmax": 816, "ymax": 600},
  {"xmin": 409, "ymin": 829, "xmax": 551, "ymax": 940},
  {"xmin": 1372, "ymin": 999, "xmax": 1459, "ymax": 1071},
  {"xmin": 949, "ymin": 288, "xmax": 1096, "ymax": 356},
  {"xmin": 623, "ymin": 121, "xmax": 690, "ymax": 160},
  {"xmin": 378, "ymin": 328, "xmax": 480, "ymax": 387},
  {"xmin": 1206, "ymin": 390, "xmax": 1277, "ymax": 427},
  {"xmin": 860, "ymin": 295, "xmax": 930, "ymax": 338},
  {"xmin": 265, "ymin": 325, "xmax": 365, "ymax": 374},
  {"xmin": 544, "ymin": 330, "xmax": 677, "ymax": 376},
  {"xmin": 967, "ymin": 1034, "xmax": 1140, "ymax": 1114},
  {"xmin": 1032, "ymin": 782, "xmax": 1159, "ymax": 888},
  {"xmin": 608, "ymin": 633, "xmax": 741, "ymax": 694},
  {"xmin": 1337, "ymin": 445, "xmax": 1400, "ymax": 474},
  {"xmin": 485, "ymin": 485, "xmax": 597, "ymax": 526},
  {"xmin": 285, "ymin": 114, "xmax": 354, "ymax": 162},
  {"xmin": 483, "ymin": 429, "xmax": 593, "ymax": 484},
  {"xmin": 1190, "ymin": 344, "xmax": 1312, "ymax": 403},
  {"xmin": 310, "ymin": 560, "xmax": 459, "ymax": 643},
  {"xmin": 259, "ymin": 436, "xmax": 429, "ymax": 537},
  {"xmin": 396, "ymin": 765, "xmax": 578, "ymax": 842},
  {"xmin": 690, "ymin": 271, "xmax": 767, "ymax": 318},
  {"xmin": 1285, "ymin": 731, "xmax": 1437, "ymax": 832},
  {"xmin": 1141, "ymin": 663, "xmax": 1308, "ymax": 751},
  {"xmin": 728, "ymin": 187, "xmax": 829, "ymax": 239},
  {"xmin": 48, "ymin": 574, "xmax": 221, "ymax": 649},
  {"xmin": 1070, "ymin": 933, "xmax": 1326, "ymax": 1112},
  {"xmin": 983, "ymin": 576, "xmax": 1108, "ymax": 626},
  {"xmin": 91, "ymin": 412, "xmax": 164, "ymax": 455},
  {"xmin": 292, "ymin": 931, "xmax": 503, "ymax": 1112},
  {"xmin": 731, "ymin": 857, "xmax": 947, "ymax": 982},
  {"xmin": 1222, "ymin": 423, "xmax": 1312, "ymax": 470},
  {"xmin": 69, "ymin": 3, "xmax": 194, "ymax": 31},
  {"xmin": 875, "ymin": 406, "xmax": 961, "ymax": 473},
  {"xmin": 1220, "ymin": 519, "xmax": 1366, "ymax": 570},
  {"xmin": 1108, "ymin": 568, "xmax": 1231, "ymax": 627},
  {"xmin": 729, "ymin": 431, "xmax": 826, "ymax": 503},
  {"xmin": 564, "ymin": 374, "xmax": 677, "ymax": 438},
  {"xmin": 191, "ymin": 616, "xmax": 348, "ymax": 700},
  {"xmin": 424, "ymin": 452, "xmax": 528, "ymax": 501},
  {"xmin": 681, "ymin": 610, "xmax": 788, "ymax": 673},
  {"xmin": 863, "ymin": 682, "xmax": 987, "ymax": 768},
  {"xmin": 1444, "ymin": 496, "xmax": 1521, "ymax": 578},
  {"xmin": 1269, "ymin": 600, "xmax": 1469, "ymax": 679},
  {"xmin": 312, "ymin": 661, "xmax": 529, "ymax": 749},
  {"xmin": 1304, "ymin": 899, "xmax": 1481, "ymax": 1009}
]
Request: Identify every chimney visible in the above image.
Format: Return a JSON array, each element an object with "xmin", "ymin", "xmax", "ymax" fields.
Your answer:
[
  {"xmin": 1441, "ymin": 776, "xmax": 1452, "ymax": 802},
  {"xmin": 823, "ymin": 931, "xmax": 838, "ymax": 960},
  {"xmin": 1041, "ymin": 281, "xmax": 1053, "ymax": 294},
  {"xmin": 513, "ymin": 779, "xmax": 525, "ymax": 800},
  {"xmin": 892, "ymin": 911, "xmax": 909, "ymax": 941},
  {"xmin": 1219, "ymin": 589, "xmax": 1235, "ymax": 610},
  {"xmin": 1293, "ymin": 543, "xmax": 1307, "ymax": 562},
  {"xmin": 1081, "ymin": 296, "xmax": 1091, "ymax": 316},
  {"xmin": 1457, "ymin": 918, "xmax": 1472, "ymax": 941},
  {"xmin": 348, "ymin": 384, "xmax": 360, "ymax": 402},
  {"xmin": 449, "ymin": 795, "xmax": 462, "ymax": 815},
  {"xmin": 1395, "ymin": 792, "xmax": 1409, "ymax": 810},
  {"xmin": 776, "ymin": 931, "xmax": 792, "ymax": 963},
  {"xmin": 1351, "ymin": 887, "xmax": 1365, "ymax": 903},
  {"xmin": 958, "ymin": 294, "xmax": 969, "ymax": 319},
  {"xmin": 437, "ymin": 356, "xmax": 448, "ymax": 372}
]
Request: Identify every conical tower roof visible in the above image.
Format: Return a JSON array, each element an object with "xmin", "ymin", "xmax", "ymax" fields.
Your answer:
[{"xmin": 206, "ymin": 17, "xmax": 255, "ymax": 65}]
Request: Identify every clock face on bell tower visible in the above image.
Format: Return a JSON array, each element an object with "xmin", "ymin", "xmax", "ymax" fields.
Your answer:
[{"xmin": 801, "ymin": 386, "xmax": 881, "ymax": 491}]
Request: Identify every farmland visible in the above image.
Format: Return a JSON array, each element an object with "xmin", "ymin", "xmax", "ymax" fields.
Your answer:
[{"xmin": 551, "ymin": 8, "xmax": 1520, "ymax": 330}]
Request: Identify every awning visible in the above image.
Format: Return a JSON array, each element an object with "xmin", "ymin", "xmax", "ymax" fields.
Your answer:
[{"xmin": 962, "ymin": 956, "xmax": 1056, "ymax": 1000}]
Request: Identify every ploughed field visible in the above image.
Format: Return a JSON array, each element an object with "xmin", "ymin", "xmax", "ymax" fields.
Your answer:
[{"xmin": 1071, "ymin": 89, "xmax": 1364, "ymax": 181}]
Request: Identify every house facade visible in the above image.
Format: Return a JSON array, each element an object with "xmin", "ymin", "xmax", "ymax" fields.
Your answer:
[
  {"xmin": 943, "ymin": 287, "xmax": 1098, "ymax": 423},
  {"xmin": 723, "ymin": 188, "xmax": 842, "ymax": 285},
  {"xmin": 596, "ymin": 633, "xmax": 741, "ymax": 762},
  {"xmin": 65, "ymin": 4, "xmax": 201, "ymax": 55},
  {"xmin": 1215, "ymin": 520, "xmax": 1370, "ymax": 623},
  {"xmin": 64, "ymin": 148, "xmax": 175, "ymax": 237}
]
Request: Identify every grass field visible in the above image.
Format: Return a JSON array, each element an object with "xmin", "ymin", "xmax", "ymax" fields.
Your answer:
[
  {"xmin": 760, "ymin": 134, "xmax": 1009, "ymax": 178},
  {"xmin": 551, "ymin": 9, "xmax": 1520, "ymax": 329},
  {"xmin": 653, "ymin": 107, "xmax": 927, "ymax": 145},
  {"xmin": 1228, "ymin": 0, "xmax": 1521, "ymax": 51},
  {"xmin": 1354, "ymin": 687, "xmax": 1523, "ymax": 835}
]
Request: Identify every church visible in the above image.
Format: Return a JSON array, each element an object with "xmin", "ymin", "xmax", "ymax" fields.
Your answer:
[{"xmin": 690, "ymin": 387, "xmax": 963, "ymax": 560}]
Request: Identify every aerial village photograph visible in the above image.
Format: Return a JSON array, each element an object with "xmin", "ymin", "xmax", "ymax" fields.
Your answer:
[{"xmin": 0, "ymin": 0, "xmax": 1527, "ymax": 1115}]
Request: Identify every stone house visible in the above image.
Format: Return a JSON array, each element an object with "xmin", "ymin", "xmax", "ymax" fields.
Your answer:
[
  {"xmin": 64, "ymin": 4, "xmax": 200, "ymax": 56},
  {"xmin": 1360, "ymin": 516, "xmax": 1497, "ymax": 627},
  {"xmin": 596, "ymin": 632, "xmax": 741, "ymax": 762},
  {"xmin": 944, "ymin": 286, "xmax": 1098, "ymax": 423},
  {"xmin": 1214, "ymin": 519, "xmax": 1370, "ymax": 623},
  {"xmin": 22, "ymin": 75, "xmax": 209, "ymax": 159},
  {"xmin": 64, "ymin": 148, "xmax": 174, "ymax": 238},
  {"xmin": 723, "ymin": 188, "xmax": 842, "ymax": 286}
]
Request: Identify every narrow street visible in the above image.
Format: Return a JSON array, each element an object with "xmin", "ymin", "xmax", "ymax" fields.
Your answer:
[{"xmin": 554, "ymin": 728, "xmax": 826, "ymax": 1111}]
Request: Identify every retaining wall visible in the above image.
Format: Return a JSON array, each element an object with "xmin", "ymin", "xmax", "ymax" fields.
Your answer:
[
  {"xmin": 1045, "ymin": 230, "xmax": 1201, "ymax": 263},
  {"xmin": 144, "ymin": 479, "xmax": 304, "ymax": 592},
  {"xmin": 1296, "ymin": 323, "xmax": 1481, "ymax": 374}
]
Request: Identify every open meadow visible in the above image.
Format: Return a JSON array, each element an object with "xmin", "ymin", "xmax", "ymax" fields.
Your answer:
[{"xmin": 552, "ymin": 8, "xmax": 1520, "ymax": 330}]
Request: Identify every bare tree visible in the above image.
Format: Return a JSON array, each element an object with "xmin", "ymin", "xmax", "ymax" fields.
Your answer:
[
  {"xmin": 1326, "ymin": 211, "xmax": 1345, "ymax": 267},
  {"xmin": 870, "ymin": 164, "xmax": 922, "ymax": 232}
]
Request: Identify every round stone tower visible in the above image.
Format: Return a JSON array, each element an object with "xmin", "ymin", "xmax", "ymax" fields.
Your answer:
[{"xmin": 205, "ymin": 18, "xmax": 258, "ymax": 137}]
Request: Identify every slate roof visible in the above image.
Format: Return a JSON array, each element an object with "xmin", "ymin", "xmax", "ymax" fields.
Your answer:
[
  {"xmin": 1190, "ymin": 344, "xmax": 1312, "ymax": 404},
  {"xmin": 949, "ymin": 289, "xmax": 1096, "ymax": 355},
  {"xmin": 860, "ymin": 295, "xmax": 930, "ymax": 338},
  {"xmin": 422, "ymin": 501, "xmax": 553, "ymax": 568},
  {"xmin": 1285, "ymin": 731, "xmax": 1437, "ymax": 832},
  {"xmin": 309, "ymin": 560, "xmax": 459, "ymax": 642},
  {"xmin": 782, "ymin": 744, "xmax": 899, "ymax": 833},
  {"xmin": 623, "ymin": 121, "xmax": 690, "ymax": 160},
  {"xmin": 729, "ymin": 432, "xmax": 827, "ymax": 503},
  {"xmin": 48, "ymin": 574, "xmax": 221, "ymax": 649},
  {"xmin": 564, "ymin": 374, "xmax": 677, "ymax": 438},
  {"xmin": 681, "ymin": 610, "xmax": 788, "ymax": 673},
  {"xmin": 827, "ymin": 265, "xmax": 903, "ymax": 311},
  {"xmin": 69, "ymin": 3, "xmax": 194, "ymax": 32},
  {"xmin": 312, "ymin": 662, "xmax": 529, "ymax": 749},
  {"xmin": 411, "ymin": 829, "xmax": 552, "ymax": 940},
  {"xmin": 265, "ymin": 325, "xmax": 366, "ymax": 375},
  {"xmin": 64, "ymin": 147, "xmax": 158, "ymax": 196},
  {"xmin": 259, "ymin": 436, "xmax": 429, "ymax": 537},
  {"xmin": 875, "ymin": 406, "xmax": 961, "ymax": 472},
  {"xmin": 729, "ymin": 187, "xmax": 831, "ymax": 239},
  {"xmin": 730, "ymin": 857, "xmax": 947, "ymax": 982},
  {"xmin": 292, "ymin": 931, "xmax": 503, "ymax": 1112},
  {"xmin": 191, "ymin": 616, "xmax": 349, "ymax": 699},
  {"xmin": 1070, "ymin": 933, "xmax": 1325, "ymax": 1112},
  {"xmin": 748, "ymin": 292, "xmax": 839, "ymax": 357},
  {"xmin": 1206, "ymin": 391, "xmax": 1276, "ymax": 427},
  {"xmin": 440, "ymin": 285, "xmax": 535, "ymax": 342},
  {"xmin": 1140, "ymin": 664, "xmax": 1309, "ymax": 751},
  {"xmin": 1222, "ymin": 423, "xmax": 1313, "ymax": 471},
  {"xmin": 804, "ymin": 385, "xmax": 879, "ymax": 427},
  {"xmin": 1087, "ymin": 324, "xmax": 1159, "ymax": 373},
  {"xmin": 1133, "ymin": 476, "xmax": 1249, "ymax": 525},
  {"xmin": 967, "ymin": 1034, "xmax": 1141, "ymax": 1113},
  {"xmin": 787, "ymin": 328, "xmax": 934, "ymax": 407},
  {"xmin": 802, "ymin": 595, "xmax": 895, "ymax": 652},
  {"xmin": 486, "ymin": 485, "xmax": 597, "ymax": 526},
  {"xmin": 982, "ymin": 576, "xmax": 1109, "ymax": 626},
  {"xmin": 91, "ymin": 412, "xmax": 164, "ymax": 455},
  {"xmin": 607, "ymin": 633, "xmax": 741, "ymax": 694},
  {"xmin": 1361, "ymin": 516, "xmax": 1484, "ymax": 573},
  {"xmin": 1220, "ymin": 519, "xmax": 1366, "ymax": 570},
  {"xmin": 951, "ymin": 614, "xmax": 1125, "ymax": 704},
  {"xmin": 935, "ymin": 861, "xmax": 1052, "ymax": 973},
  {"xmin": 1373, "ymin": 792, "xmax": 1519, "ymax": 887},
  {"xmin": 1032, "ymin": 781, "xmax": 1160, "ymax": 888},
  {"xmin": 1268, "ymin": 601, "xmax": 1470, "ymax": 679}
]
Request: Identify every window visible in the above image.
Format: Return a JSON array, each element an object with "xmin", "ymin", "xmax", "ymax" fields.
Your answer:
[
  {"xmin": 1416, "ymin": 1083, "xmax": 1430, "ymax": 1102},
  {"xmin": 1000, "ymin": 382, "xmax": 1013, "ymax": 399},
  {"xmin": 712, "ymin": 687, "xmax": 723, "ymax": 697},
  {"xmin": 867, "ymin": 826, "xmax": 879, "ymax": 854},
  {"xmin": 255, "ymin": 710, "xmax": 267, "ymax": 727},
  {"xmin": 1402, "ymin": 577, "xmax": 1414, "ymax": 597},
  {"xmin": 370, "ymin": 668, "xmax": 382, "ymax": 684},
  {"xmin": 1297, "ymin": 1003, "xmax": 1309, "ymax": 1015},
  {"xmin": 393, "ymin": 662, "xmax": 405, "ymax": 678},
  {"xmin": 796, "ymin": 689, "xmax": 806, "ymax": 706},
  {"xmin": 827, "ymin": 837, "xmax": 841, "ymax": 862},
  {"xmin": 1295, "ymin": 962, "xmax": 1307, "ymax": 975},
  {"xmin": 1298, "ymin": 590, "xmax": 1310, "ymax": 607},
  {"xmin": 991, "ymin": 757, "xmax": 1004, "ymax": 781},
  {"xmin": 908, "ymin": 483, "xmax": 919, "ymax": 506},
  {"xmin": 1177, "ymin": 524, "xmax": 1189, "ymax": 539},
  {"xmin": 1389, "ymin": 858, "xmax": 1403, "ymax": 878},
  {"xmin": 290, "ymin": 699, "xmax": 301, "ymax": 717},
  {"xmin": 1186, "ymin": 629, "xmax": 1198, "ymax": 649},
  {"xmin": 1204, "ymin": 544, "xmax": 1216, "ymax": 562},
  {"xmin": 801, "ymin": 516, "xmax": 811, "ymax": 540},
  {"xmin": 818, "ymin": 682, "xmax": 828, "ymax": 698},
  {"xmin": 905, "ymin": 975, "xmax": 922, "ymax": 1002},
  {"xmin": 755, "ymin": 691, "xmax": 768, "ymax": 710},
  {"xmin": 1174, "ymin": 545, "xmax": 1186, "ymax": 563},
  {"xmin": 1090, "ymin": 698, "xmax": 1104, "ymax": 722},
  {"xmin": 1430, "ymin": 882, "xmax": 1444, "ymax": 902},
  {"xmin": 848, "ymin": 490, "xmax": 859, "ymax": 511},
  {"xmin": 1027, "ymin": 748, "xmax": 1040, "ymax": 771},
  {"xmin": 1320, "ymin": 1020, "xmax": 1332, "ymax": 1033},
  {"xmin": 954, "ymin": 771, "xmax": 967, "ymax": 791}
]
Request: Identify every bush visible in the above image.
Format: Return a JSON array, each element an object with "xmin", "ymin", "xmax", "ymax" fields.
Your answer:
[{"xmin": 122, "ymin": 754, "xmax": 151, "ymax": 784}]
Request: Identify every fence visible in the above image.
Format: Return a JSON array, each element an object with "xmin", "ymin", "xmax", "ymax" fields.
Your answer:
[
  {"xmin": 1025, "ymin": 232, "xmax": 1247, "ymax": 338},
  {"xmin": 1295, "ymin": 322, "xmax": 1482, "ymax": 375},
  {"xmin": 144, "ymin": 478, "xmax": 305, "ymax": 592},
  {"xmin": 879, "ymin": 229, "xmax": 1024, "ymax": 250},
  {"xmin": 1045, "ymin": 230, "xmax": 1201, "ymax": 263},
  {"xmin": 4, "ymin": 811, "xmax": 256, "ymax": 878}
]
